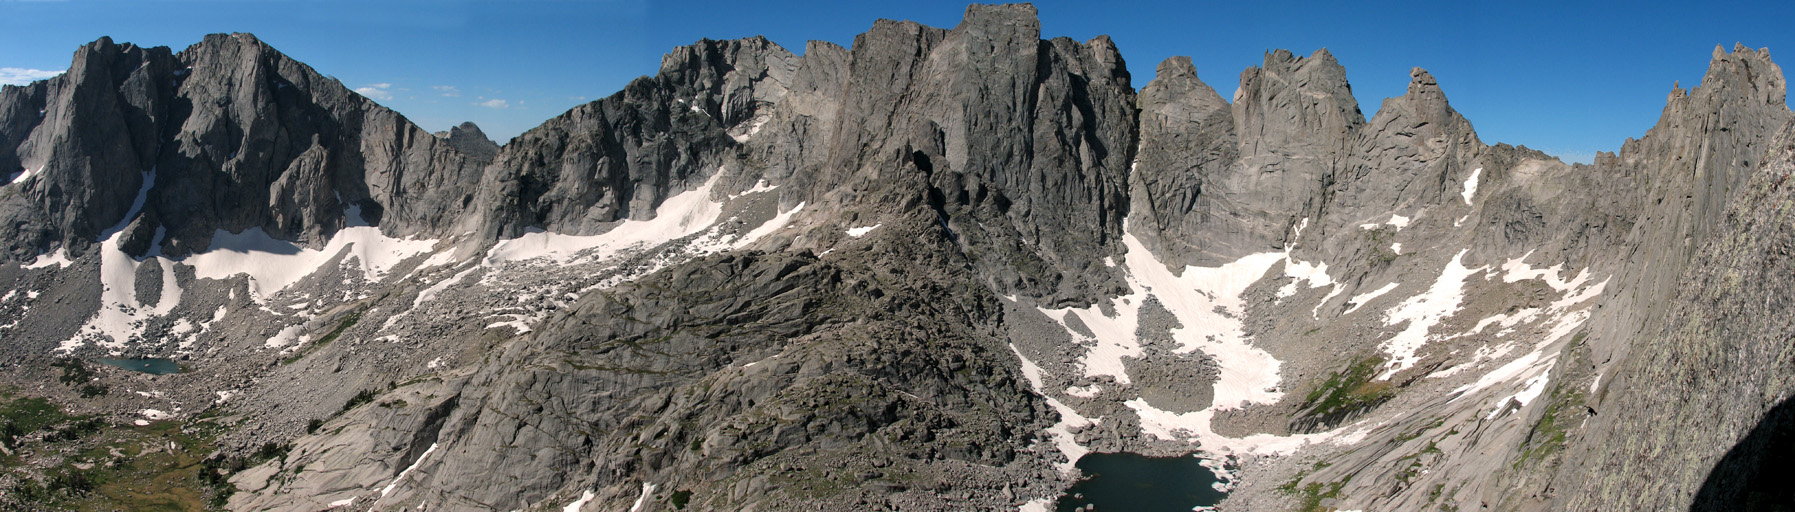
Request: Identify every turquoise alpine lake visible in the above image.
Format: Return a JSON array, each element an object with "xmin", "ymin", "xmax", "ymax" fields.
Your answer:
[
  {"xmin": 94, "ymin": 357, "xmax": 182, "ymax": 375},
  {"xmin": 1056, "ymin": 452, "xmax": 1227, "ymax": 512}
]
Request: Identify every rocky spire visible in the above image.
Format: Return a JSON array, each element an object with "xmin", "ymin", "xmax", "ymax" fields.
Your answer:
[
  {"xmin": 1234, "ymin": 48, "xmax": 1364, "ymax": 156},
  {"xmin": 1129, "ymin": 55, "xmax": 1245, "ymax": 266},
  {"xmin": 440, "ymin": 121, "xmax": 500, "ymax": 162}
]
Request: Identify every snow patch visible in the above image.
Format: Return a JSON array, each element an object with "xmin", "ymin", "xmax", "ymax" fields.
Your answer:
[
  {"xmin": 1462, "ymin": 167, "xmax": 1482, "ymax": 204},
  {"xmin": 265, "ymin": 325, "xmax": 304, "ymax": 349},
  {"xmin": 1342, "ymin": 282, "xmax": 1398, "ymax": 316},
  {"xmin": 845, "ymin": 224, "xmax": 881, "ymax": 237},
  {"xmin": 564, "ymin": 490, "xmax": 597, "ymax": 512},
  {"xmin": 1041, "ymin": 229, "xmax": 1287, "ymax": 401},
  {"xmin": 23, "ymin": 248, "xmax": 72, "ymax": 269},
  {"xmin": 630, "ymin": 482, "xmax": 658, "ymax": 512},
  {"xmin": 6, "ymin": 165, "xmax": 44, "ymax": 185},
  {"xmin": 60, "ymin": 171, "xmax": 184, "ymax": 352},
  {"xmin": 730, "ymin": 115, "xmax": 772, "ymax": 143},
  {"xmin": 380, "ymin": 442, "xmax": 438, "ymax": 498},
  {"xmin": 484, "ymin": 319, "xmax": 532, "ymax": 334},
  {"xmin": 1360, "ymin": 214, "xmax": 1411, "ymax": 230},
  {"xmin": 1311, "ymin": 284, "xmax": 1344, "ymax": 320},
  {"xmin": 1064, "ymin": 384, "xmax": 1100, "ymax": 398},
  {"xmin": 1125, "ymin": 399, "xmax": 1333, "ymax": 456},
  {"xmin": 1009, "ymin": 344, "xmax": 1097, "ymax": 473},
  {"xmin": 1487, "ymin": 370, "xmax": 1551, "ymax": 419},
  {"xmin": 1375, "ymin": 250, "xmax": 1484, "ymax": 379},
  {"xmin": 1500, "ymin": 251, "xmax": 1596, "ymax": 294},
  {"xmin": 485, "ymin": 173, "xmax": 724, "ymax": 265},
  {"xmin": 729, "ymin": 179, "xmax": 778, "ymax": 199},
  {"xmin": 736, "ymin": 202, "xmax": 804, "ymax": 247},
  {"xmin": 185, "ymin": 225, "xmax": 436, "ymax": 301},
  {"xmin": 1030, "ymin": 221, "xmax": 1355, "ymax": 455}
]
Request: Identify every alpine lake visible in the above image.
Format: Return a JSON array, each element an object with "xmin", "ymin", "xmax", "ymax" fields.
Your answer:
[{"xmin": 1055, "ymin": 452, "xmax": 1227, "ymax": 512}]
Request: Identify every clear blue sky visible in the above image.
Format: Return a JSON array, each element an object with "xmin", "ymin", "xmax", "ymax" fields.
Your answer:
[{"xmin": 3, "ymin": 0, "xmax": 1793, "ymax": 164}]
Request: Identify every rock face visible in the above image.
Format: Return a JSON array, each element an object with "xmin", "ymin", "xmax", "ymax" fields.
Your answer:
[
  {"xmin": 0, "ymin": 38, "xmax": 175, "ymax": 260},
  {"xmin": 472, "ymin": 36, "xmax": 796, "ymax": 239},
  {"xmin": 0, "ymin": 33, "xmax": 492, "ymax": 260},
  {"xmin": 784, "ymin": 3, "xmax": 1137, "ymax": 304},
  {"xmin": 1553, "ymin": 115, "xmax": 1795, "ymax": 511},
  {"xmin": 1548, "ymin": 46, "xmax": 1794, "ymax": 511},
  {"xmin": 5, "ymin": 6, "xmax": 1795, "ymax": 512}
]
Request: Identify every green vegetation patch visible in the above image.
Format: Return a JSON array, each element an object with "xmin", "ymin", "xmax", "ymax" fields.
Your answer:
[
  {"xmin": 2, "ymin": 395, "xmax": 73, "ymax": 447},
  {"xmin": 51, "ymin": 359, "xmax": 108, "ymax": 398},
  {"xmin": 1516, "ymin": 383, "xmax": 1586, "ymax": 467},
  {"xmin": 2, "ymin": 395, "xmax": 232, "ymax": 511},
  {"xmin": 1301, "ymin": 356, "xmax": 1396, "ymax": 422}
]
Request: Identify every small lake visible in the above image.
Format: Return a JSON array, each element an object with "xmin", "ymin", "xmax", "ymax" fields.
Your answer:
[
  {"xmin": 94, "ymin": 358, "xmax": 182, "ymax": 375},
  {"xmin": 1056, "ymin": 452, "xmax": 1227, "ymax": 512}
]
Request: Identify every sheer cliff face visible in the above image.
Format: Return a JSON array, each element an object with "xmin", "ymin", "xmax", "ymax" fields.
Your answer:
[
  {"xmin": 790, "ymin": 4, "xmax": 1137, "ymax": 304},
  {"xmin": 0, "ymin": 34, "xmax": 492, "ymax": 261},
  {"xmin": 6, "ymin": 5, "xmax": 1795, "ymax": 512},
  {"xmin": 1557, "ymin": 118, "xmax": 1795, "ymax": 511},
  {"xmin": 1548, "ymin": 46, "xmax": 1794, "ymax": 511}
]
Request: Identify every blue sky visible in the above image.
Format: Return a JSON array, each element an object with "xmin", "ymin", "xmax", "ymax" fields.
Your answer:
[{"xmin": 3, "ymin": 0, "xmax": 1793, "ymax": 163}]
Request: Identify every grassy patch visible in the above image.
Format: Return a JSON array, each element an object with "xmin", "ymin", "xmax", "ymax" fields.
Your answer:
[
  {"xmin": 1300, "ymin": 356, "xmax": 1395, "ymax": 425},
  {"xmin": 2, "ymin": 396, "xmax": 231, "ymax": 511},
  {"xmin": 1291, "ymin": 481, "xmax": 1344, "ymax": 512},
  {"xmin": 2, "ymin": 395, "xmax": 72, "ymax": 447},
  {"xmin": 1516, "ymin": 384, "xmax": 1585, "ymax": 467}
]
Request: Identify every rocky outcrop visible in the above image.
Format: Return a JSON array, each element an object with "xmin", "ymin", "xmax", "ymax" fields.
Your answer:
[
  {"xmin": 233, "ymin": 210, "xmax": 1056, "ymax": 511},
  {"xmin": 1130, "ymin": 49, "xmax": 1371, "ymax": 268}
]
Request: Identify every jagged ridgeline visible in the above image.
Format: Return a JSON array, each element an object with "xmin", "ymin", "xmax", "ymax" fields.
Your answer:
[{"xmin": 0, "ymin": 3, "xmax": 1791, "ymax": 512}]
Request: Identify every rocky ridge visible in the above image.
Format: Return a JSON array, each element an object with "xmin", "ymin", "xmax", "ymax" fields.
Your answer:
[{"xmin": 1, "ymin": 5, "xmax": 1792, "ymax": 512}]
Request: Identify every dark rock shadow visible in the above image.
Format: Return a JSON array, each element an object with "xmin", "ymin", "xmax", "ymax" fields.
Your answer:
[{"xmin": 1690, "ymin": 394, "xmax": 1795, "ymax": 511}]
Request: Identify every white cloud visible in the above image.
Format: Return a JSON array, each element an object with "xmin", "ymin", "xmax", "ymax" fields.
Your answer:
[
  {"xmin": 475, "ymin": 98, "xmax": 508, "ymax": 109},
  {"xmin": 355, "ymin": 83, "xmax": 394, "ymax": 101},
  {"xmin": 0, "ymin": 67, "xmax": 64, "ymax": 86},
  {"xmin": 570, "ymin": 96, "xmax": 589, "ymax": 102},
  {"xmin": 432, "ymin": 85, "xmax": 460, "ymax": 97}
]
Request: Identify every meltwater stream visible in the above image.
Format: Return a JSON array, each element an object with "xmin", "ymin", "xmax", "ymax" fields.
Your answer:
[{"xmin": 1056, "ymin": 452, "xmax": 1227, "ymax": 512}]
